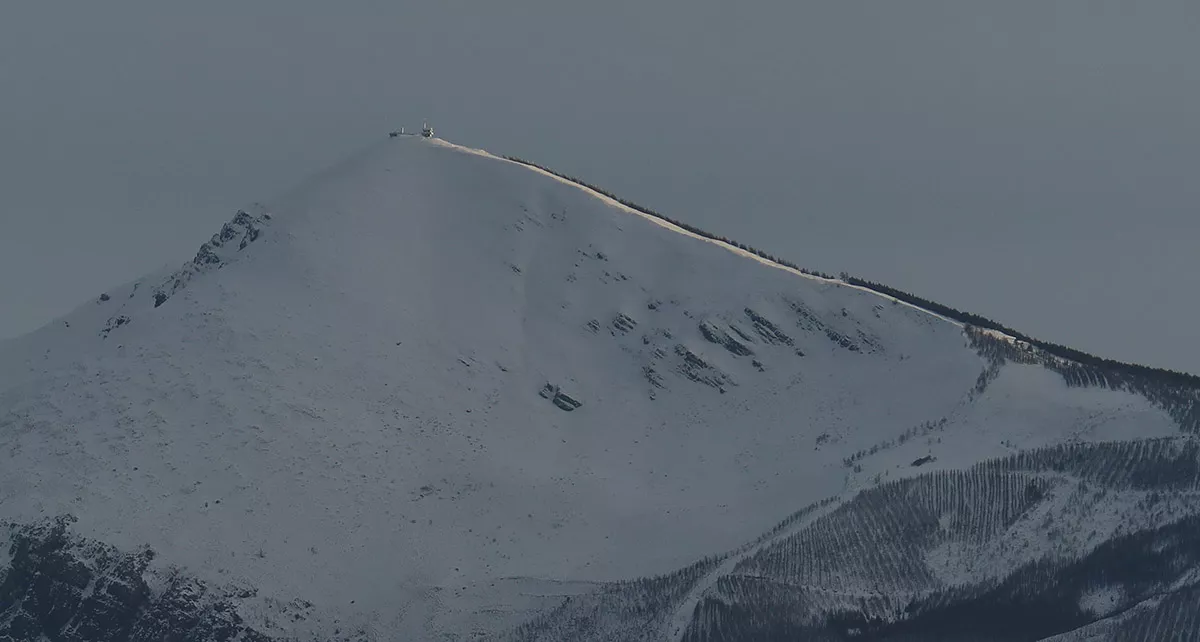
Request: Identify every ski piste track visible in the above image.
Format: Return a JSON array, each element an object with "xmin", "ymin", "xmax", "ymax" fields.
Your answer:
[{"xmin": 663, "ymin": 497, "xmax": 846, "ymax": 641}]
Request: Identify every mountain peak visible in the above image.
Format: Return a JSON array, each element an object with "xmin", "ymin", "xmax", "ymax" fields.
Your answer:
[{"xmin": 2, "ymin": 135, "xmax": 1198, "ymax": 641}]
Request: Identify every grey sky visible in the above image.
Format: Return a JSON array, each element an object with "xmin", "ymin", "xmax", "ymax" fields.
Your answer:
[{"xmin": 2, "ymin": 2, "xmax": 1197, "ymax": 374}]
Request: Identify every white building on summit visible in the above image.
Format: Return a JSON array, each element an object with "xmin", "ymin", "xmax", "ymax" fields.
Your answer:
[{"xmin": 387, "ymin": 123, "xmax": 432, "ymax": 139}]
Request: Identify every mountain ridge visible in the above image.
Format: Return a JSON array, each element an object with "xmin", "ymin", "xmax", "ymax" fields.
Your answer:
[
  {"xmin": 489, "ymin": 147, "xmax": 1199, "ymax": 389},
  {"xmin": 9, "ymin": 134, "xmax": 1196, "ymax": 390}
]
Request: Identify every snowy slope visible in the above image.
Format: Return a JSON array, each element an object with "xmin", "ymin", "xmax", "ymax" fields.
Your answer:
[{"xmin": 1, "ymin": 135, "xmax": 1196, "ymax": 641}]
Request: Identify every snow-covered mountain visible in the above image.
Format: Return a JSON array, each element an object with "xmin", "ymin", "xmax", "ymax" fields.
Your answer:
[{"xmin": 2, "ymin": 135, "xmax": 1199, "ymax": 641}]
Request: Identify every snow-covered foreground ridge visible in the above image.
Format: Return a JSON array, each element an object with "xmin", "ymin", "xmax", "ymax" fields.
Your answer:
[{"xmin": 3, "ymin": 135, "xmax": 1200, "ymax": 641}]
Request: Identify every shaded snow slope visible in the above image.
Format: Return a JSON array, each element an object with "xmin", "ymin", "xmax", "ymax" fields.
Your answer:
[{"xmin": 1, "ymin": 136, "xmax": 1193, "ymax": 640}]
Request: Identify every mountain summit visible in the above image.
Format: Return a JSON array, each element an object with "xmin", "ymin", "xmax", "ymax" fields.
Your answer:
[{"xmin": 2, "ymin": 136, "xmax": 1198, "ymax": 641}]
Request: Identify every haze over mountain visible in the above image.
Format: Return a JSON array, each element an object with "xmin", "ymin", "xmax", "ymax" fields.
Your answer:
[
  {"xmin": 2, "ymin": 135, "xmax": 1199, "ymax": 641},
  {"xmin": 4, "ymin": 4, "xmax": 1200, "ymax": 376}
]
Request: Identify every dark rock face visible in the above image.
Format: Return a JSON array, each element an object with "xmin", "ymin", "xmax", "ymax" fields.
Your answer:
[
  {"xmin": 786, "ymin": 299, "xmax": 826, "ymax": 333},
  {"xmin": 823, "ymin": 327, "xmax": 861, "ymax": 353},
  {"xmin": 673, "ymin": 345, "xmax": 735, "ymax": 391},
  {"xmin": 540, "ymin": 383, "xmax": 583, "ymax": 411},
  {"xmin": 99, "ymin": 316, "xmax": 131, "ymax": 339},
  {"xmin": 728, "ymin": 325, "xmax": 756, "ymax": 345},
  {"xmin": 0, "ymin": 516, "xmax": 289, "ymax": 642},
  {"xmin": 552, "ymin": 392, "xmax": 583, "ymax": 412},
  {"xmin": 611, "ymin": 313, "xmax": 637, "ymax": 335},
  {"xmin": 152, "ymin": 207, "xmax": 270, "ymax": 309},
  {"xmin": 781, "ymin": 298, "xmax": 882, "ymax": 354},
  {"xmin": 698, "ymin": 321, "xmax": 754, "ymax": 357},
  {"xmin": 642, "ymin": 366, "xmax": 665, "ymax": 390}
]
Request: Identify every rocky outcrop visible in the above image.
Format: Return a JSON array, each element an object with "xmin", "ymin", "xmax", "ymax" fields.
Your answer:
[
  {"xmin": 728, "ymin": 325, "xmax": 756, "ymax": 345},
  {"xmin": 611, "ymin": 313, "xmax": 637, "ymax": 335},
  {"xmin": 786, "ymin": 299, "xmax": 825, "ymax": 333},
  {"xmin": 552, "ymin": 393, "xmax": 583, "ymax": 412},
  {"xmin": 780, "ymin": 300, "xmax": 881, "ymax": 354},
  {"xmin": 698, "ymin": 321, "xmax": 753, "ymax": 357},
  {"xmin": 540, "ymin": 384, "xmax": 583, "ymax": 411},
  {"xmin": 673, "ymin": 345, "xmax": 735, "ymax": 392},
  {"xmin": 642, "ymin": 366, "xmax": 665, "ymax": 390},
  {"xmin": 99, "ymin": 316, "xmax": 131, "ymax": 339},
  {"xmin": 824, "ymin": 328, "xmax": 861, "ymax": 353},
  {"xmin": 743, "ymin": 308, "xmax": 793, "ymax": 346},
  {"xmin": 0, "ymin": 516, "xmax": 274, "ymax": 642},
  {"xmin": 642, "ymin": 366, "xmax": 667, "ymax": 400},
  {"xmin": 152, "ymin": 207, "xmax": 271, "ymax": 309}
]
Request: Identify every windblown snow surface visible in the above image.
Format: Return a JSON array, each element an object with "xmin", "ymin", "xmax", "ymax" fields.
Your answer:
[{"xmin": 3, "ymin": 136, "xmax": 1200, "ymax": 641}]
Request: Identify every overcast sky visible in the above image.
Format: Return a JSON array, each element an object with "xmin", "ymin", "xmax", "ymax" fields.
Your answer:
[{"xmin": 2, "ymin": 2, "xmax": 1197, "ymax": 373}]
